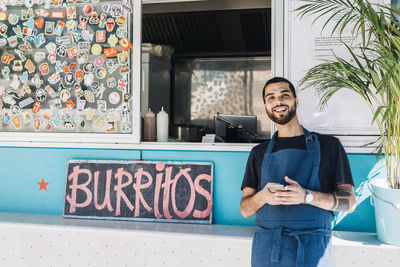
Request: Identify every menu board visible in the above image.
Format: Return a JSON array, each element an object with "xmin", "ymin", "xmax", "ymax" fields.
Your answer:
[
  {"xmin": 286, "ymin": 0, "xmax": 387, "ymax": 134},
  {"xmin": 0, "ymin": 0, "xmax": 136, "ymax": 135}
]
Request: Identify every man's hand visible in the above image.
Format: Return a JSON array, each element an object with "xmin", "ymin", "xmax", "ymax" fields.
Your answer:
[{"xmin": 274, "ymin": 176, "xmax": 306, "ymax": 205}]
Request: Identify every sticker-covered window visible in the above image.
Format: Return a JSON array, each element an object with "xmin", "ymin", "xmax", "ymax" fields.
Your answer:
[{"xmin": 0, "ymin": 0, "xmax": 133, "ymax": 134}]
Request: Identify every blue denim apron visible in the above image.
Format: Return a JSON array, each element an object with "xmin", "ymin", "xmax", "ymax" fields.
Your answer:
[{"xmin": 251, "ymin": 128, "xmax": 333, "ymax": 267}]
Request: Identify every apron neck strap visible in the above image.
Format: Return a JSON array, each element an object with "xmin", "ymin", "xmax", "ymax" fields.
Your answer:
[{"xmin": 266, "ymin": 127, "xmax": 313, "ymax": 154}]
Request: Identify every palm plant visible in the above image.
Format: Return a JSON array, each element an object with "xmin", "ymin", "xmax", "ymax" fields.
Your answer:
[{"xmin": 296, "ymin": 0, "xmax": 400, "ymax": 189}]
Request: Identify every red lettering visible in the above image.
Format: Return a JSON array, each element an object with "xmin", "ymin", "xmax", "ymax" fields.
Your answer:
[
  {"xmin": 153, "ymin": 162, "xmax": 165, "ymax": 219},
  {"xmin": 133, "ymin": 168, "xmax": 153, "ymax": 217},
  {"xmin": 161, "ymin": 166, "xmax": 173, "ymax": 219},
  {"xmin": 65, "ymin": 165, "xmax": 93, "ymax": 213},
  {"xmin": 171, "ymin": 168, "xmax": 195, "ymax": 219},
  {"xmin": 193, "ymin": 174, "xmax": 213, "ymax": 218},
  {"xmin": 93, "ymin": 169, "xmax": 113, "ymax": 212},
  {"xmin": 114, "ymin": 167, "xmax": 134, "ymax": 216}
]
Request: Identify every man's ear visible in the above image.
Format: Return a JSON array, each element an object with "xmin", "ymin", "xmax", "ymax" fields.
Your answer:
[{"xmin": 296, "ymin": 97, "xmax": 299, "ymax": 106}]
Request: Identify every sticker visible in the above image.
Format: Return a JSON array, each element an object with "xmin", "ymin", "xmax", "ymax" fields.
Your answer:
[
  {"xmin": 54, "ymin": 21, "xmax": 65, "ymax": 36},
  {"xmin": 56, "ymin": 36, "xmax": 71, "ymax": 45},
  {"xmin": 62, "ymin": 65, "xmax": 70, "ymax": 73},
  {"xmin": 118, "ymin": 79, "xmax": 127, "ymax": 91},
  {"xmin": 82, "ymin": 30, "xmax": 93, "ymax": 41},
  {"xmin": 31, "ymin": 74, "xmax": 43, "ymax": 88},
  {"xmin": 78, "ymin": 41, "xmax": 90, "ymax": 52},
  {"xmin": 50, "ymin": 11, "xmax": 65, "ymax": 19},
  {"xmin": 34, "ymin": 17, "xmax": 44, "ymax": 28},
  {"xmin": 8, "ymin": 90, "xmax": 21, "ymax": 100},
  {"xmin": 107, "ymin": 77, "xmax": 116, "ymax": 88},
  {"xmin": 45, "ymin": 85, "xmax": 57, "ymax": 98},
  {"xmin": 49, "ymin": 99, "xmax": 61, "ymax": 109},
  {"xmin": 12, "ymin": 60, "xmax": 23, "ymax": 71},
  {"xmin": 48, "ymin": 53, "xmax": 56, "ymax": 64},
  {"xmin": 107, "ymin": 60, "xmax": 119, "ymax": 74},
  {"xmin": 34, "ymin": 51, "xmax": 46, "ymax": 62},
  {"xmin": 13, "ymin": 26, "xmax": 24, "ymax": 39},
  {"xmin": 97, "ymin": 100, "xmax": 107, "ymax": 113},
  {"xmin": 25, "ymin": 0, "xmax": 34, "ymax": 8},
  {"xmin": 75, "ymin": 84, "xmax": 83, "ymax": 98},
  {"xmin": 96, "ymin": 30, "xmax": 105, "ymax": 42},
  {"xmin": 22, "ymin": 111, "xmax": 32, "ymax": 124},
  {"xmin": 8, "ymin": 14, "xmax": 19, "ymax": 25},
  {"xmin": 102, "ymin": 4, "xmax": 111, "ymax": 14},
  {"xmin": 19, "ymin": 97, "xmax": 34, "ymax": 109},
  {"xmin": 116, "ymin": 16, "xmax": 126, "ymax": 26},
  {"xmin": 91, "ymin": 44, "xmax": 102, "ymax": 55},
  {"xmin": 0, "ymin": 11, "xmax": 6, "ymax": 21},
  {"xmin": 3, "ymin": 111, "xmax": 10, "ymax": 124},
  {"xmin": 52, "ymin": 116, "xmax": 63, "ymax": 128},
  {"xmin": 66, "ymin": 20, "xmax": 77, "ymax": 33},
  {"xmin": 45, "ymin": 21, "xmax": 55, "ymax": 35},
  {"xmin": 63, "ymin": 121, "xmax": 75, "ymax": 130},
  {"xmin": 33, "ymin": 33, "xmax": 46, "ymax": 47},
  {"xmin": 77, "ymin": 51, "xmax": 88, "ymax": 64},
  {"xmin": 3, "ymin": 96, "xmax": 16, "ymax": 106},
  {"xmin": 33, "ymin": 118, "xmax": 40, "ymax": 131},
  {"xmin": 84, "ymin": 90, "xmax": 95, "ymax": 103},
  {"xmin": 39, "ymin": 63, "xmax": 49, "ymax": 75},
  {"xmin": 95, "ymin": 67, "xmax": 106, "ymax": 79},
  {"xmin": 42, "ymin": 111, "xmax": 51, "ymax": 121},
  {"xmin": 66, "ymin": 98, "xmax": 75, "ymax": 109},
  {"xmin": 99, "ymin": 13, "xmax": 107, "ymax": 28},
  {"xmin": 106, "ymin": 121, "xmax": 117, "ymax": 132},
  {"xmin": 105, "ymin": 18, "xmax": 115, "ymax": 32},
  {"xmin": 25, "ymin": 59, "xmax": 35, "ymax": 73},
  {"xmin": 48, "ymin": 74, "xmax": 61, "ymax": 84},
  {"xmin": 94, "ymin": 56, "xmax": 104, "ymax": 66},
  {"xmin": 120, "ymin": 65, "xmax": 131, "ymax": 74},
  {"xmin": 7, "ymin": 35, "xmax": 18, "ymax": 48},
  {"xmin": 71, "ymin": 32, "xmax": 81, "ymax": 43},
  {"xmin": 107, "ymin": 34, "xmax": 118, "ymax": 47},
  {"xmin": 95, "ymin": 83, "xmax": 106, "ymax": 99},
  {"xmin": 19, "ymin": 71, "xmax": 28, "ymax": 83},
  {"xmin": 67, "ymin": 5, "xmax": 76, "ymax": 19},
  {"xmin": 123, "ymin": 93, "xmax": 131, "ymax": 102},
  {"xmin": 78, "ymin": 16, "xmax": 88, "ymax": 30},
  {"xmin": 89, "ymin": 12, "xmax": 99, "ymax": 24},
  {"xmin": 0, "ymin": 38, "xmax": 7, "ymax": 47},
  {"xmin": 60, "ymin": 89, "xmax": 71, "ymax": 102},
  {"xmin": 19, "ymin": 41, "xmax": 32, "ymax": 51},
  {"xmin": 104, "ymin": 48, "xmax": 117, "ymax": 58},
  {"xmin": 56, "ymin": 45, "xmax": 67, "ymax": 57},
  {"xmin": 116, "ymin": 26, "xmax": 127, "ymax": 38},
  {"xmin": 21, "ymin": 84, "xmax": 31, "ymax": 96},
  {"xmin": 83, "ymin": 4, "xmax": 94, "ymax": 16},
  {"xmin": 122, "ymin": 3, "xmax": 133, "ymax": 13},
  {"xmin": 108, "ymin": 109, "xmax": 120, "ymax": 121},
  {"xmin": 77, "ymin": 99, "xmax": 86, "ymax": 113},
  {"xmin": 10, "ymin": 75, "xmax": 20, "ymax": 90},
  {"xmin": 69, "ymin": 62, "xmax": 77, "ymax": 71},
  {"xmin": 44, "ymin": 121, "xmax": 52, "ymax": 131},
  {"xmin": 75, "ymin": 69, "xmax": 83, "ymax": 82},
  {"xmin": 79, "ymin": 120, "xmax": 85, "ymax": 128},
  {"xmin": 117, "ymin": 52, "xmax": 129, "ymax": 65},
  {"xmin": 14, "ymin": 49, "xmax": 26, "ymax": 61},
  {"xmin": 55, "ymin": 60, "xmax": 63, "ymax": 74},
  {"xmin": 35, "ymin": 9, "xmax": 49, "ymax": 17},
  {"xmin": 64, "ymin": 72, "xmax": 74, "ymax": 85},
  {"xmin": 1, "ymin": 53, "xmax": 14, "ymax": 64},
  {"xmin": 21, "ymin": 8, "xmax": 34, "ymax": 20},
  {"xmin": 67, "ymin": 46, "xmax": 78, "ymax": 58},
  {"xmin": 91, "ymin": 81, "xmax": 99, "ymax": 91},
  {"xmin": 111, "ymin": 5, "xmax": 122, "ymax": 18},
  {"xmin": 119, "ymin": 36, "xmax": 132, "ymax": 51},
  {"xmin": 36, "ymin": 88, "xmax": 47, "ymax": 102},
  {"xmin": 109, "ymin": 91, "xmax": 120, "ymax": 105},
  {"xmin": 45, "ymin": 42, "xmax": 56, "ymax": 53},
  {"xmin": 12, "ymin": 115, "xmax": 21, "ymax": 129},
  {"xmin": 23, "ymin": 17, "xmax": 35, "ymax": 29},
  {"xmin": 83, "ymin": 62, "xmax": 94, "ymax": 73},
  {"xmin": 0, "ymin": 24, "xmax": 7, "ymax": 37}
]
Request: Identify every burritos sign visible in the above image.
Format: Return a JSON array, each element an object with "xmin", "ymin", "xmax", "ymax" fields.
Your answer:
[{"xmin": 63, "ymin": 160, "xmax": 214, "ymax": 224}]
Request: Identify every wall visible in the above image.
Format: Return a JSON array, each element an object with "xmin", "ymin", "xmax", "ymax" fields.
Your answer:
[{"xmin": 0, "ymin": 146, "xmax": 381, "ymax": 232}]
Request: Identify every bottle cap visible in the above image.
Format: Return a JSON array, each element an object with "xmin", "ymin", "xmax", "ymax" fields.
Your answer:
[
  {"xmin": 157, "ymin": 106, "xmax": 167, "ymax": 115},
  {"xmin": 144, "ymin": 108, "xmax": 155, "ymax": 117}
]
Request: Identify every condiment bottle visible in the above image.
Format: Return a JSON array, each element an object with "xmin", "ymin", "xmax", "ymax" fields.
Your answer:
[
  {"xmin": 157, "ymin": 107, "xmax": 169, "ymax": 142},
  {"xmin": 143, "ymin": 108, "xmax": 156, "ymax": 141}
]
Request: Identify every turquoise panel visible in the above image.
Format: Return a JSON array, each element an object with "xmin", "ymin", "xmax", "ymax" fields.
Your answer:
[
  {"xmin": 141, "ymin": 149, "xmax": 251, "ymax": 226},
  {"xmin": 0, "ymin": 147, "xmax": 141, "ymax": 216}
]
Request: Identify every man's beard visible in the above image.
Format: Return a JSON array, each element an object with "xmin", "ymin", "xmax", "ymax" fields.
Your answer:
[{"xmin": 266, "ymin": 103, "xmax": 297, "ymax": 125}]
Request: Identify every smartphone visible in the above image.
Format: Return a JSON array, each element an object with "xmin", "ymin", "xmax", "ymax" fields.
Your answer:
[{"xmin": 267, "ymin": 183, "xmax": 285, "ymax": 193}]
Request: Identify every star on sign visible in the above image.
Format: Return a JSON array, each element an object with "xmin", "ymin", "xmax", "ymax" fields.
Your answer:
[{"xmin": 37, "ymin": 178, "xmax": 49, "ymax": 191}]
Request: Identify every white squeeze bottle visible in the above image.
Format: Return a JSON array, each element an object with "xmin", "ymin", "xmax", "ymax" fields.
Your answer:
[{"xmin": 157, "ymin": 107, "xmax": 169, "ymax": 142}]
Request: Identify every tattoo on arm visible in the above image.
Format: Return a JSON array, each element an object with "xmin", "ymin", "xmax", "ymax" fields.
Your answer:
[{"xmin": 332, "ymin": 184, "xmax": 352, "ymax": 212}]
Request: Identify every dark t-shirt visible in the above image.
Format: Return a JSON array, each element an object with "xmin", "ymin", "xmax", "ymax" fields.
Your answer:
[{"xmin": 241, "ymin": 133, "xmax": 354, "ymax": 192}]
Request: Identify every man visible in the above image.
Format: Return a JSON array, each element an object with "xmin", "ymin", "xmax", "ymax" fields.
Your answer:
[{"xmin": 240, "ymin": 77, "xmax": 356, "ymax": 267}]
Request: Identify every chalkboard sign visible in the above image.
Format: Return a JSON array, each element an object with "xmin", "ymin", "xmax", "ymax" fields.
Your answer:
[{"xmin": 63, "ymin": 160, "xmax": 214, "ymax": 224}]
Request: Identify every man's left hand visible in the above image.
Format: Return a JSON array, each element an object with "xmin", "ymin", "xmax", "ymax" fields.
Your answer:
[{"xmin": 274, "ymin": 176, "xmax": 306, "ymax": 205}]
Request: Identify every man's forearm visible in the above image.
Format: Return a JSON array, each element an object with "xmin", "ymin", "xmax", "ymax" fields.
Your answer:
[
  {"xmin": 309, "ymin": 185, "xmax": 356, "ymax": 213},
  {"xmin": 240, "ymin": 190, "xmax": 268, "ymax": 218}
]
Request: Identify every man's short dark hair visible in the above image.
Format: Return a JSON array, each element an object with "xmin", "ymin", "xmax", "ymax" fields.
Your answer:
[{"xmin": 262, "ymin": 77, "xmax": 296, "ymax": 103}]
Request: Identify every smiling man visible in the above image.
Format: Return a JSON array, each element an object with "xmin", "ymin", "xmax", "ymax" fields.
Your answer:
[{"xmin": 240, "ymin": 77, "xmax": 356, "ymax": 267}]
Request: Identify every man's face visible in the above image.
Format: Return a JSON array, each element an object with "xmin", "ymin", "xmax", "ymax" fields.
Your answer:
[{"xmin": 264, "ymin": 82, "xmax": 297, "ymax": 125}]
